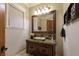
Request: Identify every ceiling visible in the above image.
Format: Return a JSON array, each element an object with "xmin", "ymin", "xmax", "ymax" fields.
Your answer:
[{"xmin": 23, "ymin": 3, "xmax": 40, "ymax": 8}]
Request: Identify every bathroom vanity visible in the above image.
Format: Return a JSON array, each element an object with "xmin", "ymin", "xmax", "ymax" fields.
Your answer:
[
  {"xmin": 26, "ymin": 39, "xmax": 56, "ymax": 56},
  {"xmin": 26, "ymin": 10, "xmax": 56, "ymax": 56}
]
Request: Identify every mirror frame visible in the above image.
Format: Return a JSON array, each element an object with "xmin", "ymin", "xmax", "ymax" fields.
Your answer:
[{"xmin": 32, "ymin": 10, "xmax": 56, "ymax": 34}]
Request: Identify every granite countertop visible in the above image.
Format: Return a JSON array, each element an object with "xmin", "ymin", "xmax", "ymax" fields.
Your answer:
[{"xmin": 26, "ymin": 39, "xmax": 56, "ymax": 45}]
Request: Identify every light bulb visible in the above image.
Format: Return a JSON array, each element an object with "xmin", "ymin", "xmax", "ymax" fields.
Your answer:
[
  {"xmin": 46, "ymin": 7, "xmax": 49, "ymax": 13},
  {"xmin": 37, "ymin": 9, "xmax": 41, "ymax": 15},
  {"xmin": 41, "ymin": 9, "xmax": 45, "ymax": 14},
  {"xmin": 44, "ymin": 7, "xmax": 49, "ymax": 14},
  {"xmin": 34, "ymin": 10, "xmax": 38, "ymax": 15}
]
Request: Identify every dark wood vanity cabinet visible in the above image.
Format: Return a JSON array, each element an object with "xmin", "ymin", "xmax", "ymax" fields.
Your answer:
[{"xmin": 26, "ymin": 40, "xmax": 55, "ymax": 56}]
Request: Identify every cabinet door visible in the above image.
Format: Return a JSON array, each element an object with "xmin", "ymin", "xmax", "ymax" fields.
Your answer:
[
  {"xmin": 39, "ymin": 44, "xmax": 53, "ymax": 56},
  {"xmin": 28, "ymin": 42, "xmax": 39, "ymax": 55}
]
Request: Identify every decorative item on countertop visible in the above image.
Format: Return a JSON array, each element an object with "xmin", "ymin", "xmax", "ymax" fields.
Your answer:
[{"xmin": 30, "ymin": 33, "xmax": 35, "ymax": 39}]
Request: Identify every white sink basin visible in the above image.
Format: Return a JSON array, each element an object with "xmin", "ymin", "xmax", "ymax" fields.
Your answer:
[{"xmin": 34, "ymin": 37, "xmax": 45, "ymax": 40}]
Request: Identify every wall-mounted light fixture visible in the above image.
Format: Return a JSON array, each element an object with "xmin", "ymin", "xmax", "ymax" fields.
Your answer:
[{"xmin": 33, "ymin": 6, "xmax": 52, "ymax": 15}]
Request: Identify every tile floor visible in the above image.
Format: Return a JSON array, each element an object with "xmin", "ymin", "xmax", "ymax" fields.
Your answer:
[{"xmin": 16, "ymin": 49, "xmax": 31, "ymax": 56}]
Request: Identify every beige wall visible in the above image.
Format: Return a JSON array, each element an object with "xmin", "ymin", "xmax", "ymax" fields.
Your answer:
[
  {"xmin": 29, "ymin": 3, "xmax": 63, "ymax": 55},
  {"xmin": 5, "ymin": 3, "xmax": 30, "ymax": 55},
  {"xmin": 63, "ymin": 3, "xmax": 70, "ymax": 15}
]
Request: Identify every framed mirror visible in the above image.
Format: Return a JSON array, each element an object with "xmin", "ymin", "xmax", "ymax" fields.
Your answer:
[{"xmin": 32, "ymin": 10, "xmax": 56, "ymax": 33}]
